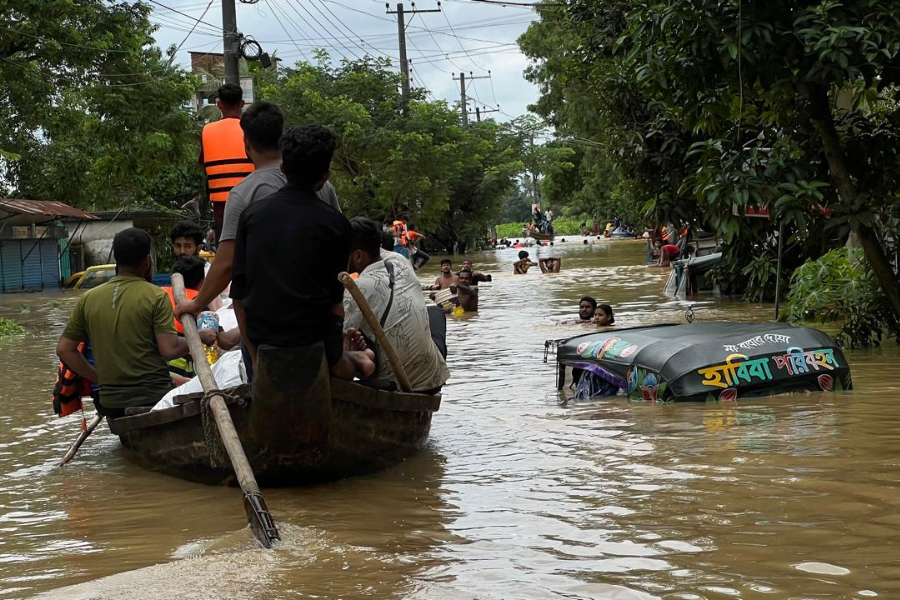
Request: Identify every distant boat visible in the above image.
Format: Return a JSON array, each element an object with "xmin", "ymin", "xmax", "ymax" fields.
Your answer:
[{"xmin": 532, "ymin": 232, "xmax": 555, "ymax": 241}]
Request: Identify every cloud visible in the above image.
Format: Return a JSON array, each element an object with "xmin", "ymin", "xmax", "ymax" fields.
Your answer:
[{"xmin": 151, "ymin": 0, "xmax": 541, "ymax": 122}]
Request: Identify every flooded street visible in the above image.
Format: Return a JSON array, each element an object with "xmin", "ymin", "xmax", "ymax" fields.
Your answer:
[{"xmin": 1, "ymin": 239, "xmax": 898, "ymax": 599}]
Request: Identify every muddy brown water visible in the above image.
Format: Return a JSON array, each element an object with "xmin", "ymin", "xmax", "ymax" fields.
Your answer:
[{"xmin": 0, "ymin": 239, "xmax": 898, "ymax": 599}]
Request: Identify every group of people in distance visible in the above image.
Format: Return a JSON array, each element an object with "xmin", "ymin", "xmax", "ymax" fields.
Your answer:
[
  {"xmin": 427, "ymin": 258, "xmax": 491, "ymax": 313},
  {"xmin": 56, "ymin": 84, "xmax": 449, "ymax": 417}
]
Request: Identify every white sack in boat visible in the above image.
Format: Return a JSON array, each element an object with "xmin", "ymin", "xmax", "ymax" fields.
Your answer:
[{"xmin": 152, "ymin": 350, "xmax": 246, "ymax": 411}]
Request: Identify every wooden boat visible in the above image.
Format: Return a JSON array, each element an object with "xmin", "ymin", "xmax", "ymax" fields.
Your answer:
[
  {"xmin": 532, "ymin": 232, "xmax": 555, "ymax": 241},
  {"xmin": 554, "ymin": 322, "xmax": 852, "ymax": 403},
  {"xmin": 107, "ymin": 344, "xmax": 441, "ymax": 486}
]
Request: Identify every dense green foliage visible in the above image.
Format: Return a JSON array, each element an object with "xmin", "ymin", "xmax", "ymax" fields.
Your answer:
[
  {"xmin": 0, "ymin": 317, "xmax": 24, "ymax": 338},
  {"xmin": 1, "ymin": 1, "xmax": 201, "ymax": 210},
  {"xmin": 519, "ymin": 0, "xmax": 900, "ymax": 326},
  {"xmin": 787, "ymin": 249, "xmax": 900, "ymax": 347},
  {"xmin": 264, "ymin": 56, "xmax": 571, "ymax": 251},
  {"xmin": 496, "ymin": 217, "xmax": 584, "ymax": 239}
]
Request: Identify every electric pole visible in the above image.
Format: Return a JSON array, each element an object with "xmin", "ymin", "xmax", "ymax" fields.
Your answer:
[
  {"xmin": 222, "ymin": 0, "xmax": 240, "ymax": 85},
  {"xmin": 471, "ymin": 104, "xmax": 499, "ymax": 122},
  {"xmin": 453, "ymin": 71, "xmax": 492, "ymax": 126},
  {"xmin": 456, "ymin": 72, "xmax": 468, "ymax": 126},
  {"xmin": 387, "ymin": 2, "xmax": 442, "ymax": 114}
]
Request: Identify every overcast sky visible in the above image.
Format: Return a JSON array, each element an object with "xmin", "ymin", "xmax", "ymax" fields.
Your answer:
[{"xmin": 149, "ymin": 0, "xmax": 542, "ymax": 122}]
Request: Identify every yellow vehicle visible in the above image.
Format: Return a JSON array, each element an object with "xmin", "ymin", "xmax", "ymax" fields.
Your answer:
[{"xmin": 65, "ymin": 264, "xmax": 116, "ymax": 290}]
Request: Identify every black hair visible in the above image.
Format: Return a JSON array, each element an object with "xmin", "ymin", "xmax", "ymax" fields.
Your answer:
[
  {"xmin": 598, "ymin": 304, "xmax": 615, "ymax": 324},
  {"xmin": 440, "ymin": 258, "xmax": 452, "ymax": 266},
  {"xmin": 518, "ymin": 250, "xmax": 529, "ymax": 259},
  {"xmin": 169, "ymin": 220, "xmax": 205, "ymax": 245},
  {"xmin": 240, "ymin": 101, "xmax": 283, "ymax": 152},
  {"xmin": 458, "ymin": 269, "xmax": 473, "ymax": 277},
  {"xmin": 580, "ymin": 296, "xmax": 598, "ymax": 309},
  {"xmin": 216, "ymin": 83, "xmax": 243, "ymax": 107},
  {"xmin": 381, "ymin": 230, "xmax": 394, "ymax": 252},
  {"xmin": 349, "ymin": 217, "xmax": 381, "ymax": 258},
  {"xmin": 113, "ymin": 228, "xmax": 152, "ymax": 267},
  {"xmin": 172, "ymin": 255, "xmax": 206, "ymax": 290},
  {"xmin": 280, "ymin": 124, "xmax": 337, "ymax": 189}
]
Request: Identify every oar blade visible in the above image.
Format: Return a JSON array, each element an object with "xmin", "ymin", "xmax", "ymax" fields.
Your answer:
[{"xmin": 243, "ymin": 491, "xmax": 280, "ymax": 548}]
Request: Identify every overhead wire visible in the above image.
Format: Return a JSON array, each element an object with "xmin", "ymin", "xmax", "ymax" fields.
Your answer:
[
  {"xmin": 167, "ymin": 0, "xmax": 216, "ymax": 66},
  {"xmin": 265, "ymin": 0, "xmax": 313, "ymax": 62},
  {"xmin": 312, "ymin": 0, "xmax": 391, "ymax": 60},
  {"xmin": 282, "ymin": 0, "xmax": 361, "ymax": 60}
]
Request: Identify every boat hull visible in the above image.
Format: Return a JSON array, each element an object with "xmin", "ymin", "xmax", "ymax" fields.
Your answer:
[{"xmin": 108, "ymin": 345, "xmax": 440, "ymax": 486}]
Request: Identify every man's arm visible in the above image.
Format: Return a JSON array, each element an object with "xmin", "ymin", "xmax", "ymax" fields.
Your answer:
[
  {"xmin": 473, "ymin": 272, "xmax": 491, "ymax": 282},
  {"xmin": 156, "ymin": 330, "xmax": 216, "ymax": 361},
  {"xmin": 176, "ymin": 240, "xmax": 234, "ymax": 318},
  {"xmin": 56, "ymin": 337, "xmax": 98, "ymax": 383}
]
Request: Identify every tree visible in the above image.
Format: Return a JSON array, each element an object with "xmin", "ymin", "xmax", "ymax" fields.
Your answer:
[
  {"xmin": 1, "ymin": 1, "xmax": 201, "ymax": 210},
  {"xmin": 267, "ymin": 55, "xmax": 529, "ymax": 251},
  {"xmin": 521, "ymin": 0, "xmax": 900, "ymax": 322}
]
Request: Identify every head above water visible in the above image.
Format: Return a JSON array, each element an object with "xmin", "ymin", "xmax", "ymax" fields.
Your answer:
[
  {"xmin": 113, "ymin": 228, "xmax": 153, "ymax": 281},
  {"xmin": 241, "ymin": 101, "xmax": 283, "ymax": 157},
  {"xmin": 596, "ymin": 304, "xmax": 615, "ymax": 325},
  {"xmin": 440, "ymin": 258, "xmax": 452, "ymax": 273},
  {"xmin": 172, "ymin": 255, "xmax": 206, "ymax": 290},
  {"xmin": 462, "ymin": 258, "xmax": 473, "ymax": 270},
  {"xmin": 348, "ymin": 217, "xmax": 382, "ymax": 273},
  {"xmin": 170, "ymin": 220, "xmax": 204, "ymax": 258},
  {"xmin": 518, "ymin": 250, "xmax": 529, "ymax": 260},
  {"xmin": 215, "ymin": 83, "xmax": 244, "ymax": 116},
  {"xmin": 579, "ymin": 296, "xmax": 598, "ymax": 320},
  {"xmin": 458, "ymin": 269, "xmax": 473, "ymax": 285},
  {"xmin": 280, "ymin": 124, "xmax": 337, "ymax": 191}
]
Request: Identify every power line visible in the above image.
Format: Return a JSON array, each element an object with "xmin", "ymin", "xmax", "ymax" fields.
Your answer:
[
  {"xmin": 167, "ymin": 0, "xmax": 216, "ymax": 66},
  {"xmin": 282, "ymin": 0, "xmax": 361, "ymax": 60},
  {"xmin": 265, "ymin": 0, "xmax": 312, "ymax": 62},
  {"xmin": 146, "ymin": 0, "xmax": 223, "ymax": 32},
  {"xmin": 313, "ymin": 0, "xmax": 388, "ymax": 60}
]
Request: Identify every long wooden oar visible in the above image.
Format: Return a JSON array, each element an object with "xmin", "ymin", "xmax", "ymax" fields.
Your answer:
[
  {"xmin": 339, "ymin": 271, "xmax": 413, "ymax": 393},
  {"xmin": 59, "ymin": 412, "xmax": 103, "ymax": 467},
  {"xmin": 171, "ymin": 274, "xmax": 279, "ymax": 548}
]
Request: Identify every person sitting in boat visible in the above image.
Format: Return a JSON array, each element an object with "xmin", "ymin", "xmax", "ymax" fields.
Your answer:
[
  {"xmin": 177, "ymin": 101, "xmax": 341, "ymax": 322},
  {"xmin": 514, "ymin": 250, "xmax": 537, "ymax": 274},
  {"xmin": 428, "ymin": 259, "xmax": 458, "ymax": 291},
  {"xmin": 453, "ymin": 269, "xmax": 478, "ymax": 312},
  {"xmin": 56, "ymin": 228, "xmax": 215, "ymax": 418},
  {"xmin": 161, "ymin": 256, "xmax": 205, "ymax": 381},
  {"xmin": 539, "ymin": 257, "xmax": 562, "ymax": 273},
  {"xmin": 230, "ymin": 124, "xmax": 374, "ymax": 381},
  {"xmin": 346, "ymin": 217, "xmax": 450, "ymax": 394},
  {"xmin": 460, "ymin": 258, "xmax": 492, "ymax": 284}
]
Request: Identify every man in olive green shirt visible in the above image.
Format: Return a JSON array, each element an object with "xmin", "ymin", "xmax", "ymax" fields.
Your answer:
[{"xmin": 57, "ymin": 228, "xmax": 213, "ymax": 417}]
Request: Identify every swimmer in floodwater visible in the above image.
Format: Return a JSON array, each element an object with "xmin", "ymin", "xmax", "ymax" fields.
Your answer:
[
  {"xmin": 514, "ymin": 250, "xmax": 537, "ymax": 274},
  {"xmin": 595, "ymin": 304, "xmax": 615, "ymax": 325},
  {"xmin": 539, "ymin": 257, "xmax": 562, "ymax": 273}
]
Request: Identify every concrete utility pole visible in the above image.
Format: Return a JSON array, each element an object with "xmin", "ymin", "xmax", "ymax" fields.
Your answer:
[
  {"xmin": 222, "ymin": 0, "xmax": 240, "ymax": 84},
  {"xmin": 471, "ymin": 104, "xmax": 499, "ymax": 122},
  {"xmin": 453, "ymin": 71, "xmax": 492, "ymax": 126},
  {"xmin": 387, "ymin": 2, "xmax": 442, "ymax": 114}
]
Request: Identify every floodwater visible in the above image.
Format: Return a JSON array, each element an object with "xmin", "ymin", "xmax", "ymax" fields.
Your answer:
[{"xmin": 1, "ymin": 239, "xmax": 898, "ymax": 599}]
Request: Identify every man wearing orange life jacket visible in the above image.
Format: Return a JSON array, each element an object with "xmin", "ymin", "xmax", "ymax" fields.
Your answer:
[{"xmin": 199, "ymin": 83, "xmax": 254, "ymax": 241}]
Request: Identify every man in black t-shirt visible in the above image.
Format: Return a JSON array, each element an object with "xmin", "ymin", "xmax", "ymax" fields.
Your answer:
[{"xmin": 231, "ymin": 124, "xmax": 374, "ymax": 380}]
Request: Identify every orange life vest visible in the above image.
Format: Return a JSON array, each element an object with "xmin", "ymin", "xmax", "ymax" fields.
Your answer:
[
  {"xmin": 160, "ymin": 286, "xmax": 200, "ymax": 334},
  {"xmin": 52, "ymin": 342, "xmax": 92, "ymax": 417},
  {"xmin": 201, "ymin": 117, "xmax": 254, "ymax": 203},
  {"xmin": 392, "ymin": 220, "xmax": 408, "ymax": 246}
]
